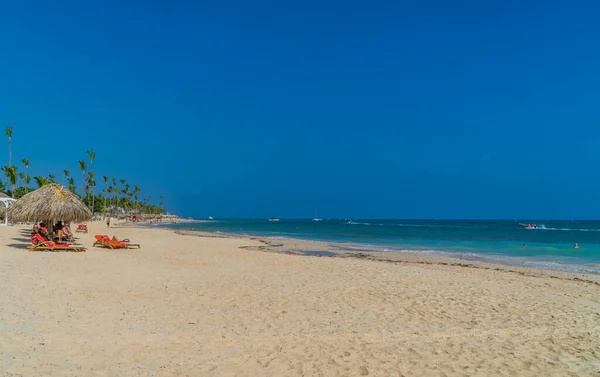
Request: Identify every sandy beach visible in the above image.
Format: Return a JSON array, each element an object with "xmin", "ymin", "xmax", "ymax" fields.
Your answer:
[{"xmin": 1, "ymin": 221, "xmax": 600, "ymax": 376}]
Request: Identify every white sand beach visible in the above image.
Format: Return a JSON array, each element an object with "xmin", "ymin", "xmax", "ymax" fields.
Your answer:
[{"xmin": 1, "ymin": 221, "xmax": 599, "ymax": 376}]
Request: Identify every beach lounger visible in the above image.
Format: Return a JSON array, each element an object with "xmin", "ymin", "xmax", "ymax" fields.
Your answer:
[
  {"xmin": 93, "ymin": 235, "xmax": 141, "ymax": 249},
  {"xmin": 28, "ymin": 234, "xmax": 85, "ymax": 252},
  {"xmin": 76, "ymin": 224, "xmax": 88, "ymax": 233},
  {"xmin": 111, "ymin": 236, "xmax": 141, "ymax": 249}
]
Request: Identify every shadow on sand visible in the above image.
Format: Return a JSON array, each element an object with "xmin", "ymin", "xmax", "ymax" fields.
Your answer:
[{"xmin": 6, "ymin": 243, "xmax": 29, "ymax": 250}]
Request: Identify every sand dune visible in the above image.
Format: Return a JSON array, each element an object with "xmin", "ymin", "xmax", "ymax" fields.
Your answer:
[{"xmin": 1, "ymin": 221, "xmax": 599, "ymax": 376}]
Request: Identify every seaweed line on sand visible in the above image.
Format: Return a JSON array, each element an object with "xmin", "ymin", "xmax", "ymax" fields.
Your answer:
[{"xmin": 174, "ymin": 230, "xmax": 600, "ymax": 288}]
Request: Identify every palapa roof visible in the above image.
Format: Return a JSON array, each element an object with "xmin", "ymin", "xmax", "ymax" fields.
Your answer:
[{"xmin": 8, "ymin": 183, "xmax": 92, "ymax": 222}]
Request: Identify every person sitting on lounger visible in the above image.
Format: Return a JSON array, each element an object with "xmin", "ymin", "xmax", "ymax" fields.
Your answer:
[
  {"xmin": 62, "ymin": 221, "xmax": 74, "ymax": 241},
  {"xmin": 53, "ymin": 221, "xmax": 69, "ymax": 242},
  {"xmin": 55, "ymin": 223, "xmax": 73, "ymax": 242},
  {"xmin": 37, "ymin": 222, "xmax": 49, "ymax": 239}
]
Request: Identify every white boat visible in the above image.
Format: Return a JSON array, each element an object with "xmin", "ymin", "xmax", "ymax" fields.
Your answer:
[
  {"xmin": 208, "ymin": 216, "xmax": 213, "ymax": 220},
  {"xmin": 312, "ymin": 208, "xmax": 322, "ymax": 222},
  {"xmin": 519, "ymin": 223, "xmax": 538, "ymax": 229},
  {"xmin": 268, "ymin": 218, "xmax": 280, "ymax": 222}
]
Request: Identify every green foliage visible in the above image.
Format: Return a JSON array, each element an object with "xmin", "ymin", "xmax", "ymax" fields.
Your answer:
[
  {"xmin": 81, "ymin": 190, "xmax": 164, "ymax": 215},
  {"xmin": 2, "ymin": 135, "xmax": 166, "ymax": 214},
  {"xmin": 34, "ymin": 176, "xmax": 49, "ymax": 188},
  {"xmin": 87, "ymin": 150, "xmax": 96, "ymax": 165},
  {"xmin": 3, "ymin": 165, "xmax": 18, "ymax": 197},
  {"xmin": 82, "ymin": 192, "xmax": 105, "ymax": 213},
  {"xmin": 14, "ymin": 186, "xmax": 35, "ymax": 199},
  {"xmin": 67, "ymin": 177, "xmax": 77, "ymax": 194}
]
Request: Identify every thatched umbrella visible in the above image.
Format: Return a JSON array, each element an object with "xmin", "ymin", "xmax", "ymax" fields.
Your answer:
[{"xmin": 8, "ymin": 184, "xmax": 91, "ymax": 229}]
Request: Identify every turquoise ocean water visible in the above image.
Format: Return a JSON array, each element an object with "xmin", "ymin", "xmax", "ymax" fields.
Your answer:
[{"xmin": 166, "ymin": 219, "xmax": 600, "ymax": 274}]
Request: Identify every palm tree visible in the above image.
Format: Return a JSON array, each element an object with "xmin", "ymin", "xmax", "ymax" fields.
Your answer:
[
  {"xmin": 133, "ymin": 185, "xmax": 140, "ymax": 212},
  {"xmin": 63, "ymin": 169, "xmax": 69, "ymax": 186},
  {"xmin": 124, "ymin": 184, "xmax": 132, "ymax": 211},
  {"xmin": 111, "ymin": 177, "xmax": 117, "ymax": 210},
  {"xmin": 2, "ymin": 165, "xmax": 17, "ymax": 197},
  {"xmin": 160, "ymin": 195, "xmax": 165, "ymax": 213},
  {"xmin": 106, "ymin": 186, "xmax": 113, "ymax": 214},
  {"xmin": 48, "ymin": 174, "xmax": 56, "ymax": 183},
  {"xmin": 22, "ymin": 158, "xmax": 29, "ymax": 190},
  {"xmin": 18, "ymin": 172, "xmax": 25, "ymax": 186},
  {"xmin": 121, "ymin": 185, "xmax": 129, "ymax": 210},
  {"xmin": 87, "ymin": 150, "xmax": 95, "ymax": 171},
  {"xmin": 88, "ymin": 172, "xmax": 96, "ymax": 213},
  {"xmin": 127, "ymin": 191, "xmax": 133, "ymax": 212},
  {"xmin": 67, "ymin": 177, "xmax": 76, "ymax": 193},
  {"xmin": 6, "ymin": 126, "xmax": 13, "ymax": 167},
  {"xmin": 103, "ymin": 176, "xmax": 109, "ymax": 214},
  {"xmin": 78, "ymin": 160, "xmax": 87, "ymax": 197},
  {"xmin": 122, "ymin": 184, "xmax": 130, "ymax": 211},
  {"xmin": 0, "ymin": 178, "xmax": 6, "ymax": 194},
  {"xmin": 114, "ymin": 186, "xmax": 120, "ymax": 212},
  {"xmin": 87, "ymin": 150, "xmax": 96, "ymax": 211},
  {"xmin": 34, "ymin": 176, "xmax": 49, "ymax": 188}
]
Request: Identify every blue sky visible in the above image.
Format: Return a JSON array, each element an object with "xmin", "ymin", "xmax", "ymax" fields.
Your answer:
[{"xmin": 1, "ymin": 1, "xmax": 599, "ymax": 219}]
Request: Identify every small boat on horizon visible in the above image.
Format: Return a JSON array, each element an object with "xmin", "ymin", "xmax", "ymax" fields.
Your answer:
[
  {"xmin": 268, "ymin": 218, "xmax": 280, "ymax": 222},
  {"xmin": 312, "ymin": 208, "xmax": 322, "ymax": 222},
  {"xmin": 519, "ymin": 223, "xmax": 538, "ymax": 229}
]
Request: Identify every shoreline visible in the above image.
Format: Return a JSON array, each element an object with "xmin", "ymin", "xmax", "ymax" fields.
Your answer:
[
  {"xmin": 171, "ymin": 229, "xmax": 600, "ymax": 285},
  {"xmin": 148, "ymin": 220, "xmax": 600, "ymax": 276}
]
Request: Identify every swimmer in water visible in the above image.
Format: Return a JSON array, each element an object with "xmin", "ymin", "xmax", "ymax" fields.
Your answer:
[{"xmin": 574, "ymin": 243, "xmax": 579, "ymax": 249}]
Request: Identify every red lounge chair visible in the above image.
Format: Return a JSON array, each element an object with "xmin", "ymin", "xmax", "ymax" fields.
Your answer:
[
  {"xmin": 28, "ymin": 233, "xmax": 85, "ymax": 252},
  {"xmin": 76, "ymin": 224, "xmax": 88, "ymax": 233},
  {"xmin": 93, "ymin": 235, "xmax": 141, "ymax": 249}
]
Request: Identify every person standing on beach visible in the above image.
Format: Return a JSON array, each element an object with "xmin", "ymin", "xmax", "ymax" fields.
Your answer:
[{"xmin": 106, "ymin": 217, "xmax": 110, "ymax": 228}]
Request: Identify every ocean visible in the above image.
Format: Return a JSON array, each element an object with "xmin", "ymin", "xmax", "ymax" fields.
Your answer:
[{"xmin": 166, "ymin": 219, "xmax": 600, "ymax": 274}]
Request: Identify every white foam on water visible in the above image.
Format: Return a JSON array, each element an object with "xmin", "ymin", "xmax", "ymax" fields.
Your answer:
[
  {"xmin": 329, "ymin": 242, "xmax": 600, "ymax": 275},
  {"xmin": 536, "ymin": 224, "xmax": 600, "ymax": 232}
]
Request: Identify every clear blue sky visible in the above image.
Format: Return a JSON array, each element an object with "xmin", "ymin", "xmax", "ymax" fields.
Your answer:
[{"xmin": 1, "ymin": 1, "xmax": 599, "ymax": 219}]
